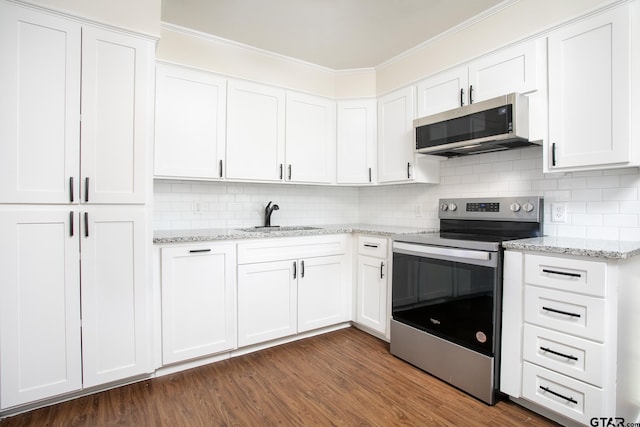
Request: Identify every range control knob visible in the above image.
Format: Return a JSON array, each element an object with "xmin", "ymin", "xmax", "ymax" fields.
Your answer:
[
  {"xmin": 523, "ymin": 202, "xmax": 535, "ymax": 213},
  {"xmin": 510, "ymin": 202, "xmax": 521, "ymax": 212},
  {"xmin": 440, "ymin": 203, "xmax": 449, "ymax": 212},
  {"xmin": 448, "ymin": 203, "xmax": 458, "ymax": 212}
]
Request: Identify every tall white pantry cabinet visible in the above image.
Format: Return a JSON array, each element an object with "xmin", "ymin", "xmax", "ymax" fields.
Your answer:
[{"xmin": 0, "ymin": 1, "xmax": 154, "ymax": 411}]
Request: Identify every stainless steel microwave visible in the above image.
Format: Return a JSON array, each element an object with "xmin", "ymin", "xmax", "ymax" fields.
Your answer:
[{"xmin": 413, "ymin": 93, "xmax": 535, "ymax": 157}]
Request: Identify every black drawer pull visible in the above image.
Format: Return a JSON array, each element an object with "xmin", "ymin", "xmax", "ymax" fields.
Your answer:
[
  {"xmin": 542, "ymin": 306, "xmax": 581, "ymax": 318},
  {"xmin": 540, "ymin": 346, "xmax": 578, "ymax": 361},
  {"xmin": 84, "ymin": 177, "xmax": 89, "ymax": 202},
  {"xmin": 189, "ymin": 249, "xmax": 211, "ymax": 253},
  {"xmin": 539, "ymin": 386, "xmax": 578, "ymax": 405},
  {"xmin": 542, "ymin": 268, "xmax": 581, "ymax": 278},
  {"xmin": 380, "ymin": 261, "xmax": 384, "ymax": 279},
  {"xmin": 363, "ymin": 244, "xmax": 379, "ymax": 248},
  {"xmin": 69, "ymin": 177, "xmax": 74, "ymax": 202}
]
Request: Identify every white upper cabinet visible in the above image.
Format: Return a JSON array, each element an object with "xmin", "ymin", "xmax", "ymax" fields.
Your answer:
[
  {"xmin": 417, "ymin": 39, "xmax": 540, "ymax": 118},
  {"xmin": 467, "ymin": 39, "xmax": 539, "ymax": 103},
  {"xmin": 378, "ymin": 87, "xmax": 440, "ymax": 184},
  {"xmin": 417, "ymin": 66, "xmax": 467, "ymax": 117},
  {"xmin": 285, "ymin": 92, "xmax": 336, "ymax": 184},
  {"xmin": 155, "ymin": 64, "xmax": 227, "ymax": 180},
  {"xmin": 0, "ymin": 3, "xmax": 152, "ymax": 204},
  {"xmin": 546, "ymin": 4, "xmax": 635, "ymax": 171},
  {"xmin": 81, "ymin": 26, "xmax": 152, "ymax": 204},
  {"xmin": 226, "ymin": 80, "xmax": 286, "ymax": 182},
  {"xmin": 0, "ymin": 5, "xmax": 81, "ymax": 204},
  {"xmin": 336, "ymin": 99, "xmax": 377, "ymax": 185}
]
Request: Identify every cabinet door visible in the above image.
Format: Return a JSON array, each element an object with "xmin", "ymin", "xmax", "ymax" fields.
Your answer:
[
  {"xmin": 161, "ymin": 243, "xmax": 236, "ymax": 364},
  {"xmin": 298, "ymin": 256, "xmax": 349, "ymax": 332},
  {"xmin": 377, "ymin": 87, "xmax": 415, "ymax": 183},
  {"xmin": 417, "ymin": 66, "xmax": 467, "ymax": 117},
  {"xmin": 80, "ymin": 207, "xmax": 149, "ymax": 387},
  {"xmin": 226, "ymin": 80, "xmax": 285, "ymax": 182},
  {"xmin": 285, "ymin": 92, "xmax": 336, "ymax": 184},
  {"xmin": 0, "ymin": 4, "xmax": 81, "ymax": 203},
  {"xmin": 356, "ymin": 255, "xmax": 388, "ymax": 335},
  {"xmin": 81, "ymin": 27, "xmax": 152, "ymax": 204},
  {"xmin": 468, "ymin": 39, "xmax": 539, "ymax": 103},
  {"xmin": 0, "ymin": 211, "xmax": 81, "ymax": 409},
  {"xmin": 547, "ymin": 6, "xmax": 631, "ymax": 170},
  {"xmin": 237, "ymin": 260, "xmax": 297, "ymax": 346},
  {"xmin": 155, "ymin": 64, "xmax": 227, "ymax": 180},
  {"xmin": 336, "ymin": 99, "xmax": 377, "ymax": 184}
]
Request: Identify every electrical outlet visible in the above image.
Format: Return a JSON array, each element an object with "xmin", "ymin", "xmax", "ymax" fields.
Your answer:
[
  {"xmin": 415, "ymin": 204, "xmax": 422, "ymax": 217},
  {"xmin": 550, "ymin": 203, "xmax": 566, "ymax": 223},
  {"xmin": 193, "ymin": 201, "xmax": 202, "ymax": 214}
]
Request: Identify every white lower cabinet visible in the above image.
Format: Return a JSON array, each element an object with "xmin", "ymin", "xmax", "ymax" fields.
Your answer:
[
  {"xmin": 160, "ymin": 243, "xmax": 236, "ymax": 365},
  {"xmin": 0, "ymin": 207, "xmax": 149, "ymax": 409},
  {"xmin": 0, "ymin": 211, "xmax": 82, "ymax": 409},
  {"xmin": 237, "ymin": 235, "xmax": 350, "ymax": 347},
  {"xmin": 237, "ymin": 260, "xmax": 298, "ymax": 347},
  {"xmin": 501, "ymin": 250, "xmax": 640, "ymax": 425},
  {"xmin": 355, "ymin": 236, "xmax": 390, "ymax": 338}
]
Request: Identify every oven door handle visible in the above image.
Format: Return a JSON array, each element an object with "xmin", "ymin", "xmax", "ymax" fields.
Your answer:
[{"xmin": 393, "ymin": 242, "xmax": 493, "ymax": 262}]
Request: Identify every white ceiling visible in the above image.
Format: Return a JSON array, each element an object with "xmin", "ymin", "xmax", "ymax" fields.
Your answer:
[{"xmin": 161, "ymin": 0, "xmax": 506, "ymax": 70}]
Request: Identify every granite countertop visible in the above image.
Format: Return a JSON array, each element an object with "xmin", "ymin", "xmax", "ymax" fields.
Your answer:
[
  {"xmin": 503, "ymin": 236, "xmax": 640, "ymax": 260},
  {"xmin": 153, "ymin": 223, "xmax": 437, "ymax": 244}
]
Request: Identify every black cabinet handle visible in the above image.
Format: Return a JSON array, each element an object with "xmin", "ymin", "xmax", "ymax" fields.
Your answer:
[
  {"xmin": 219, "ymin": 160, "xmax": 223, "ymax": 178},
  {"xmin": 368, "ymin": 167, "xmax": 372, "ymax": 183},
  {"xmin": 69, "ymin": 177, "xmax": 74, "ymax": 203},
  {"xmin": 542, "ymin": 268, "xmax": 581, "ymax": 278},
  {"xmin": 407, "ymin": 162, "xmax": 411, "ymax": 179},
  {"xmin": 288, "ymin": 164, "xmax": 292, "ymax": 181},
  {"xmin": 293, "ymin": 261, "xmax": 297, "ymax": 279},
  {"xmin": 280, "ymin": 164, "xmax": 283, "ymax": 180},
  {"xmin": 469, "ymin": 85, "xmax": 474, "ymax": 104},
  {"xmin": 540, "ymin": 346, "xmax": 578, "ymax": 361},
  {"xmin": 301, "ymin": 260, "xmax": 305, "ymax": 278},
  {"xmin": 189, "ymin": 249, "xmax": 211, "ymax": 253},
  {"xmin": 542, "ymin": 306, "xmax": 581, "ymax": 318},
  {"xmin": 539, "ymin": 386, "xmax": 578, "ymax": 405},
  {"xmin": 69, "ymin": 211, "xmax": 74, "ymax": 237},
  {"xmin": 460, "ymin": 88, "xmax": 464, "ymax": 106},
  {"xmin": 552, "ymin": 143, "xmax": 557, "ymax": 167},
  {"xmin": 84, "ymin": 177, "xmax": 89, "ymax": 202},
  {"xmin": 364, "ymin": 244, "xmax": 379, "ymax": 248},
  {"xmin": 84, "ymin": 212, "xmax": 89, "ymax": 237},
  {"xmin": 380, "ymin": 261, "xmax": 385, "ymax": 279}
]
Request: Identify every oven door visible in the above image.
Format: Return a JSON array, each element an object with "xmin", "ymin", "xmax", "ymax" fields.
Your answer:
[{"xmin": 392, "ymin": 241, "xmax": 501, "ymax": 356}]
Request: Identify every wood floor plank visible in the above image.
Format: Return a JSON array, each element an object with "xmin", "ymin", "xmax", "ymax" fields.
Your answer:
[{"xmin": 0, "ymin": 327, "xmax": 558, "ymax": 426}]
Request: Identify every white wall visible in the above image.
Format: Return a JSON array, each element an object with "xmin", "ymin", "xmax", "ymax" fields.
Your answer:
[
  {"xmin": 19, "ymin": 0, "xmax": 161, "ymax": 37},
  {"xmin": 154, "ymin": 147, "xmax": 640, "ymax": 242}
]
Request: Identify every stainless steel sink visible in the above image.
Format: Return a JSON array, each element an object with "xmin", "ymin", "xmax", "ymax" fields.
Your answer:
[{"xmin": 237, "ymin": 226, "xmax": 320, "ymax": 233}]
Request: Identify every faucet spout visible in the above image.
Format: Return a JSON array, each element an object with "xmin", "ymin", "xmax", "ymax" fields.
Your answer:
[{"xmin": 264, "ymin": 201, "xmax": 279, "ymax": 227}]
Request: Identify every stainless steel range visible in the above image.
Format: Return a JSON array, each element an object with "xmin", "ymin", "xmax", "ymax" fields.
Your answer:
[{"xmin": 390, "ymin": 196, "xmax": 543, "ymax": 405}]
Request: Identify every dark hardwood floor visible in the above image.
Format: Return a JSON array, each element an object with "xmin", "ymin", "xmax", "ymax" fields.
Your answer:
[{"xmin": 1, "ymin": 327, "xmax": 558, "ymax": 426}]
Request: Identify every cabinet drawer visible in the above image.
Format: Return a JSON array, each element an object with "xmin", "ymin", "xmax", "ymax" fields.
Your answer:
[
  {"xmin": 524, "ymin": 286, "xmax": 605, "ymax": 342},
  {"xmin": 524, "ymin": 254, "xmax": 606, "ymax": 297},
  {"xmin": 523, "ymin": 324, "xmax": 604, "ymax": 387},
  {"xmin": 358, "ymin": 236, "xmax": 387, "ymax": 258},
  {"xmin": 522, "ymin": 362, "xmax": 603, "ymax": 425},
  {"xmin": 238, "ymin": 235, "xmax": 347, "ymax": 264}
]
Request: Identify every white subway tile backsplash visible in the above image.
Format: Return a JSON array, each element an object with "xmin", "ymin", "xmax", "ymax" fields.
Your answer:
[{"xmin": 154, "ymin": 147, "xmax": 640, "ymax": 239}]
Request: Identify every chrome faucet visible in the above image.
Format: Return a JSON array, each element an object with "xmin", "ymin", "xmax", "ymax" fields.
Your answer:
[{"xmin": 264, "ymin": 201, "xmax": 279, "ymax": 227}]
